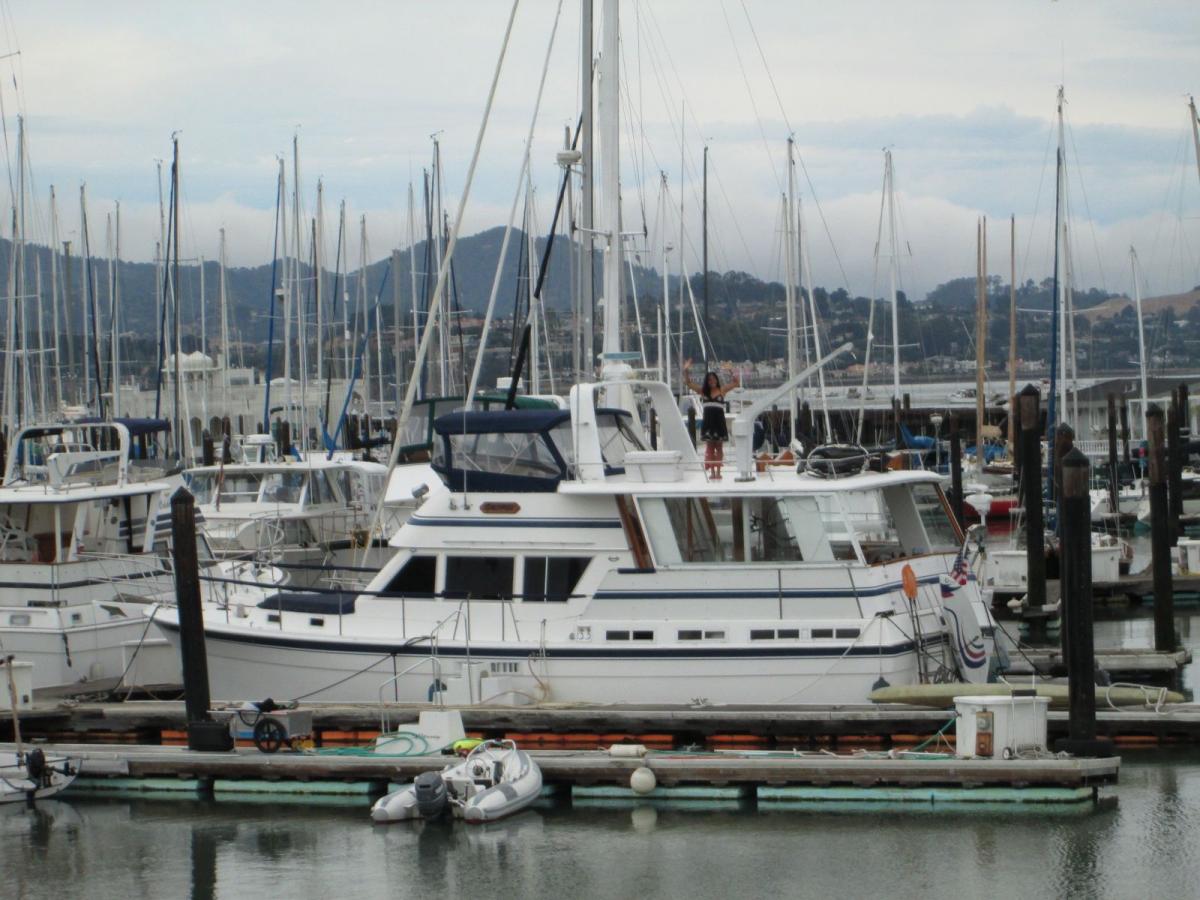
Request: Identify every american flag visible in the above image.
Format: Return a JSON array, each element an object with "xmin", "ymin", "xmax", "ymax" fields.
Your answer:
[{"xmin": 951, "ymin": 551, "xmax": 970, "ymax": 586}]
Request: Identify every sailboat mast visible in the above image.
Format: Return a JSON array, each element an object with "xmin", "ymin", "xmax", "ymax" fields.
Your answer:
[
  {"xmin": 1189, "ymin": 96, "xmax": 1200, "ymax": 190},
  {"xmin": 112, "ymin": 203, "xmax": 122, "ymax": 417},
  {"xmin": 885, "ymin": 150, "xmax": 901, "ymax": 404},
  {"xmin": 702, "ymin": 143, "xmax": 708, "ymax": 356},
  {"xmin": 171, "ymin": 138, "xmax": 183, "ymax": 457},
  {"xmin": 281, "ymin": 155, "xmax": 293, "ymax": 435},
  {"xmin": 1056, "ymin": 87, "xmax": 1068, "ymax": 428},
  {"xmin": 49, "ymin": 186, "xmax": 63, "ymax": 414},
  {"xmin": 1130, "ymin": 247, "xmax": 1149, "ymax": 441},
  {"xmin": 783, "ymin": 142, "xmax": 798, "ymax": 445},
  {"xmin": 975, "ymin": 216, "xmax": 986, "ymax": 453},
  {"xmin": 407, "ymin": 183, "xmax": 420, "ymax": 399},
  {"xmin": 597, "ymin": 0, "xmax": 622, "ymax": 364},
  {"xmin": 219, "ymin": 228, "xmax": 230, "ymax": 418},
  {"xmin": 316, "ymin": 180, "xmax": 325, "ymax": 391},
  {"xmin": 1008, "ymin": 215, "xmax": 1017, "ymax": 449},
  {"xmin": 579, "ymin": 0, "xmax": 595, "ymax": 382},
  {"xmin": 799, "ymin": 195, "xmax": 831, "ymax": 439}
]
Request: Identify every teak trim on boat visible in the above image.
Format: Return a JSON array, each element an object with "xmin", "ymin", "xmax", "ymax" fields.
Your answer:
[{"xmin": 615, "ymin": 495, "xmax": 653, "ymax": 570}]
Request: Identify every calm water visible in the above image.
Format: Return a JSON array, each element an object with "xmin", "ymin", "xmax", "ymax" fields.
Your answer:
[
  {"xmin": 5, "ymin": 533, "xmax": 1199, "ymax": 900},
  {"xmin": 3, "ymin": 756, "xmax": 1200, "ymax": 900}
]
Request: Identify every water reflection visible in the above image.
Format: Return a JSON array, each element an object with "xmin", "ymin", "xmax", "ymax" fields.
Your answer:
[{"xmin": 0, "ymin": 758, "xmax": 1198, "ymax": 899}]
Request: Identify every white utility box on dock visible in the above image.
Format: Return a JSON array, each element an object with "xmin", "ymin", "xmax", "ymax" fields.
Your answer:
[
  {"xmin": 954, "ymin": 694, "xmax": 1050, "ymax": 759},
  {"xmin": 1179, "ymin": 538, "xmax": 1200, "ymax": 574},
  {"xmin": 1, "ymin": 659, "xmax": 33, "ymax": 709}
]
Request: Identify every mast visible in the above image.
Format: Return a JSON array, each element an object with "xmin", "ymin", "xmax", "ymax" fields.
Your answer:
[
  {"xmin": 975, "ymin": 216, "xmax": 986, "ymax": 454},
  {"xmin": 1046, "ymin": 87, "xmax": 1065, "ymax": 500},
  {"xmin": 1007, "ymin": 216, "xmax": 1017, "ymax": 448},
  {"xmin": 112, "ymin": 203, "xmax": 122, "ymax": 417},
  {"xmin": 885, "ymin": 149, "xmax": 901, "ymax": 404},
  {"xmin": 1130, "ymin": 247, "xmax": 1149, "ymax": 441},
  {"xmin": 659, "ymin": 172, "xmax": 670, "ymax": 389},
  {"xmin": 798, "ymin": 195, "xmax": 831, "ymax": 439},
  {"xmin": 48, "ymin": 186, "xmax": 63, "ymax": 413},
  {"xmin": 171, "ymin": 137, "xmax": 182, "ymax": 457},
  {"xmin": 1189, "ymin": 95, "xmax": 1200, "ymax": 190},
  {"xmin": 702, "ymin": 143, "xmax": 708, "ymax": 359},
  {"xmin": 784, "ymin": 142, "xmax": 798, "ymax": 445},
  {"xmin": 14, "ymin": 115, "xmax": 26, "ymax": 425},
  {"xmin": 35, "ymin": 260, "xmax": 45, "ymax": 420},
  {"xmin": 292, "ymin": 134, "xmax": 307, "ymax": 447},
  {"xmin": 1055, "ymin": 87, "xmax": 1068, "ymax": 430},
  {"xmin": 198, "ymin": 253, "xmax": 206, "ymax": 428},
  {"xmin": 315, "ymin": 180, "xmax": 325, "ymax": 393},
  {"xmin": 219, "ymin": 228, "xmax": 230, "ymax": 417},
  {"xmin": 281, "ymin": 155, "xmax": 292, "ymax": 434},
  {"xmin": 579, "ymin": 0, "xmax": 595, "ymax": 380},
  {"xmin": 597, "ymin": 0, "xmax": 622, "ymax": 364},
  {"xmin": 407, "ymin": 183, "xmax": 420, "ymax": 399}
]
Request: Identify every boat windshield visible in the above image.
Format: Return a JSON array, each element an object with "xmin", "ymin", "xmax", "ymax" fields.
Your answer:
[
  {"xmin": 838, "ymin": 484, "xmax": 960, "ymax": 563},
  {"xmin": 185, "ymin": 471, "xmax": 307, "ymax": 506}
]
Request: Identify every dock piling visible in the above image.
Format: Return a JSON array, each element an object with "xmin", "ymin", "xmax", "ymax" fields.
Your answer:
[
  {"xmin": 1119, "ymin": 399, "xmax": 1131, "ymax": 465},
  {"xmin": 1168, "ymin": 396, "xmax": 1183, "ymax": 546},
  {"xmin": 1146, "ymin": 404, "xmax": 1176, "ymax": 653},
  {"xmin": 1054, "ymin": 448, "xmax": 1114, "ymax": 758},
  {"xmin": 171, "ymin": 487, "xmax": 233, "ymax": 752},
  {"xmin": 1106, "ymin": 394, "xmax": 1119, "ymax": 521},
  {"xmin": 1020, "ymin": 386, "xmax": 1047, "ymax": 612}
]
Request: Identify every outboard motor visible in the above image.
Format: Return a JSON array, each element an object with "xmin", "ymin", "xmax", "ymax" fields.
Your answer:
[
  {"xmin": 24, "ymin": 748, "xmax": 47, "ymax": 786},
  {"xmin": 413, "ymin": 770, "xmax": 449, "ymax": 819}
]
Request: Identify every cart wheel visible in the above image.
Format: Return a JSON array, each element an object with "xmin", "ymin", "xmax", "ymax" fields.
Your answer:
[{"xmin": 253, "ymin": 716, "xmax": 287, "ymax": 754}]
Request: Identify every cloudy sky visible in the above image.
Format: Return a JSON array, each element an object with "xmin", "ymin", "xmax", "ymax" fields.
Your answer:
[{"xmin": 4, "ymin": 0, "xmax": 1199, "ymax": 301}]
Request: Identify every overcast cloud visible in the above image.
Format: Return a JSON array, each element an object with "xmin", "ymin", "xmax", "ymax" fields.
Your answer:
[{"xmin": 4, "ymin": 0, "xmax": 1199, "ymax": 300}]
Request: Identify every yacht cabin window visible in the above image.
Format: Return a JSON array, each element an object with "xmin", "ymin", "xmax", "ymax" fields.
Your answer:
[
  {"xmin": 638, "ymin": 495, "xmax": 838, "ymax": 565},
  {"xmin": 839, "ymin": 484, "xmax": 959, "ymax": 563},
  {"xmin": 522, "ymin": 556, "xmax": 590, "ymax": 602},
  {"xmin": 444, "ymin": 556, "xmax": 514, "ymax": 601},
  {"xmin": 383, "ymin": 555, "xmax": 437, "ymax": 598}
]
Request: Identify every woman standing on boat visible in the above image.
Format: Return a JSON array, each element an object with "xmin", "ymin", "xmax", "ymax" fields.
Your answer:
[{"xmin": 684, "ymin": 360, "xmax": 739, "ymax": 477}]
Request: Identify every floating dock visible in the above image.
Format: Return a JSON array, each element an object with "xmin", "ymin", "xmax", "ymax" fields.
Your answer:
[{"xmin": 4, "ymin": 741, "xmax": 1120, "ymax": 807}]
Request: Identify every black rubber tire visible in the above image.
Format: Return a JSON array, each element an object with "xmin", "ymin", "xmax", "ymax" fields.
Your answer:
[{"xmin": 252, "ymin": 716, "xmax": 287, "ymax": 754}]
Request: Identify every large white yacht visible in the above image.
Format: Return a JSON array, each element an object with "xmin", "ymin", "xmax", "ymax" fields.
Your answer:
[{"xmin": 155, "ymin": 374, "xmax": 996, "ymax": 705}]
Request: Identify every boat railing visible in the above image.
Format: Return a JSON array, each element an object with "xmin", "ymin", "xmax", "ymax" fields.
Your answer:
[
  {"xmin": 377, "ymin": 656, "xmax": 445, "ymax": 731},
  {"xmin": 376, "ymin": 606, "xmax": 469, "ymax": 724}
]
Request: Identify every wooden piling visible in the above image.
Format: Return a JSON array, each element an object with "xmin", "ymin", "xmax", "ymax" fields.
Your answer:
[
  {"xmin": 1020, "ymin": 386, "xmax": 1047, "ymax": 611},
  {"xmin": 170, "ymin": 488, "xmax": 231, "ymax": 751},
  {"xmin": 200, "ymin": 432, "xmax": 215, "ymax": 467},
  {"xmin": 1052, "ymin": 424, "xmax": 1074, "ymax": 530},
  {"xmin": 1106, "ymin": 394, "xmax": 1119, "ymax": 520},
  {"xmin": 1146, "ymin": 404, "xmax": 1175, "ymax": 653},
  {"xmin": 1054, "ymin": 448, "xmax": 1114, "ymax": 758},
  {"xmin": 1168, "ymin": 396, "xmax": 1183, "ymax": 546}
]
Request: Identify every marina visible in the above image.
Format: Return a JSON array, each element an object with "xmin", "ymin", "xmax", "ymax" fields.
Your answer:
[{"xmin": 0, "ymin": 1, "xmax": 1198, "ymax": 897}]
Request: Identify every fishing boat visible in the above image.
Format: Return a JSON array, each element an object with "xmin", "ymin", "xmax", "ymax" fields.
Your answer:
[
  {"xmin": 371, "ymin": 739, "xmax": 542, "ymax": 824},
  {"xmin": 0, "ymin": 750, "xmax": 77, "ymax": 804}
]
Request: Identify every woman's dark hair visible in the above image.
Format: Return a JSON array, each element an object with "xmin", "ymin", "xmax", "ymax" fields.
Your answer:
[{"xmin": 701, "ymin": 371, "xmax": 720, "ymax": 399}]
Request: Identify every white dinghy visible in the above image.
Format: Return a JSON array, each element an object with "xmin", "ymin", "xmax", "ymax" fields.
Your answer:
[
  {"xmin": 371, "ymin": 740, "xmax": 542, "ymax": 824},
  {"xmin": 0, "ymin": 750, "xmax": 77, "ymax": 804}
]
